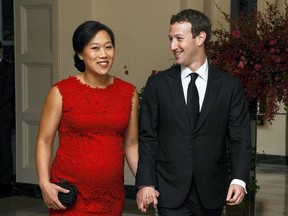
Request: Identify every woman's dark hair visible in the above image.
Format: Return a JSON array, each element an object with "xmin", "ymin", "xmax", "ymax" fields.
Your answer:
[
  {"xmin": 170, "ymin": 9, "xmax": 211, "ymax": 47},
  {"xmin": 72, "ymin": 21, "xmax": 115, "ymax": 72}
]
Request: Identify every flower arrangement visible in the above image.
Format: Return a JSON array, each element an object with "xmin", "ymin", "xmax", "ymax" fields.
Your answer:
[{"xmin": 207, "ymin": 2, "xmax": 288, "ymax": 122}]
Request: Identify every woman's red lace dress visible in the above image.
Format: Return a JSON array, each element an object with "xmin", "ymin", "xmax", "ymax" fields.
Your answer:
[{"xmin": 49, "ymin": 76, "xmax": 135, "ymax": 215}]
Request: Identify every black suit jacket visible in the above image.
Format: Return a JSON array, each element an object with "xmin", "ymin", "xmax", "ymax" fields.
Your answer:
[{"xmin": 136, "ymin": 64, "xmax": 251, "ymax": 209}]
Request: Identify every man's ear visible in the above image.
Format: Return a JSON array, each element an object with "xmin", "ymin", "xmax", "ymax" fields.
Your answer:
[{"xmin": 197, "ymin": 31, "xmax": 207, "ymax": 47}]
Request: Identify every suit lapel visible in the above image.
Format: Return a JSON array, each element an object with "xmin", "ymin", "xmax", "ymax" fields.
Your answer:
[
  {"xmin": 166, "ymin": 66, "xmax": 192, "ymax": 130},
  {"xmin": 195, "ymin": 65, "xmax": 223, "ymax": 131}
]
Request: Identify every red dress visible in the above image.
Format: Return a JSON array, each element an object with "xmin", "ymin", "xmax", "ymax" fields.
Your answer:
[{"xmin": 49, "ymin": 76, "xmax": 135, "ymax": 215}]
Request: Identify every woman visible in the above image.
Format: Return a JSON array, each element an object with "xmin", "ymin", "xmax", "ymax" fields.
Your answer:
[{"xmin": 35, "ymin": 21, "xmax": 139, "ymax": 215}]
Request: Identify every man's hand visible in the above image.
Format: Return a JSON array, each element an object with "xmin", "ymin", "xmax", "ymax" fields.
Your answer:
[
  {"xmin": 136, "ymin": 186, "xmax": 160, "ymax": 213},
  {"xmin": 226, "ymin": 184, "xmax": 245, "ymax": 205}
]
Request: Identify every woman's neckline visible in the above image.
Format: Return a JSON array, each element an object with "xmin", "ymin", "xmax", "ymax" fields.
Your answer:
[{"xmin": 73, "ymin": 75, "xmax": 116, "ymax": 90}]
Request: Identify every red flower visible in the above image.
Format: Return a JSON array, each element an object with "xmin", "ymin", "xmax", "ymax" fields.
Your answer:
[
  {"xmin": 254, "ymin": 64, "xmax": 261, "ymax": 71},
  {"xmin": 232, "ymin": 29, "xmax": 241, "ymax": 38},
  {"xmin": 237, "ymin": 60, "xmax": 245, "ymax": 69},
  {"xmin": 207, "ymin": 2, "xmax": 288, "ymax": 122},
  {"xmin": 274, "ymin": 76, "xmax": 281, "ymax": 82},
  {"xmin": 269, "ymin": 48, "xmax": 275, "ymax": 54},
  {"xmin": 269, "ymin": 39, "xmax": 277, "ymax": 46}
]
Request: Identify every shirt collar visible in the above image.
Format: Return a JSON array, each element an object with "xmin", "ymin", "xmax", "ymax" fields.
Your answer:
[{"xmin": 181, "ymin": 58, "xmax": 208, "ymax": 81}]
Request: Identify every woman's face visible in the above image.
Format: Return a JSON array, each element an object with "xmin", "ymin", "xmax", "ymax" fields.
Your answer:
[{"xmin": 79, "ymin": 30, "xmax": 115, "ymax": 75}]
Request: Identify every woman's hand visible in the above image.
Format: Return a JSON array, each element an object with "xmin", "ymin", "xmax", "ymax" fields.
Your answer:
[{"xmin": 40, "ymin": 181, "xmax": 69, "ymax": 210}]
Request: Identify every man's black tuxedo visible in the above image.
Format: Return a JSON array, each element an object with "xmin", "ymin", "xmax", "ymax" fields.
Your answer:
[{"xmin": 136, "ymin": 64, "xmax": 251, "ymax": 209}]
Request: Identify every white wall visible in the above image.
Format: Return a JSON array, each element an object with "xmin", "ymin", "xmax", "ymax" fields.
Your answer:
[
  {"xmin": 59, "ymin": 0, "xmax": 92, "ymax": 79},
  {"xmin": 91, "ymin": 0, "xmax": 180, "ymax": 91},
  {"xmin": 257, "ymin": 105, "xmax": 287, "ymax": 156}
]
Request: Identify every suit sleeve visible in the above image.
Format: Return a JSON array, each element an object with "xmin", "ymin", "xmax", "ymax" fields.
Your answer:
[
  {"xmin": 228, "ymin": 78, "xmax": 252, "ymax": 184},
  {"xmin": 135, "ymin": 76, "xmax": 159, "ymax": 188}
]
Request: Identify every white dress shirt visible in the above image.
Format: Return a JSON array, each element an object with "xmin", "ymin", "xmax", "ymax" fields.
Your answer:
[{"xmin": 181, "ymin": 59, "xmax": 208, "ymax": 110}]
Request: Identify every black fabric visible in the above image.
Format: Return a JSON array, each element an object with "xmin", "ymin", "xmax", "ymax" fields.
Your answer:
[
  {"xmin": 0, "ymin": 58, "xmax": 15, "ymax": 187},
  {"xmin": 185, "ymin": 177, "xmax": 223, "ymax": 216},
  {"xmin": 187, "ymin": 73, "xmax": 199, "ymax": 128},
  {"xmin": 136, "ymin": 64, "xmax": 251, "ymax": 209},
  {"xmin": 158, "ymin": 205, "xmax": 195, "ymax": 216},
  {"xmin": 53, "ymin": 179, "xmax": 78, "ymax": 207},
  {"xmin": 0, "ymin": 119, "xmax": 13, "ymax": 185},
  {"xmin": 0, "ymin": 58, "xmax": 15, "ymax": 120}
]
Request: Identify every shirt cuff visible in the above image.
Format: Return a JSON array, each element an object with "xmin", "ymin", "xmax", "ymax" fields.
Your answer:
[
  {"xmin": 137, "ymin": 185, "xmax": 155, "ymax": 190},
  {"xmin": 230, "ymin": 179, "xmax": 247, "ymax": 194}
]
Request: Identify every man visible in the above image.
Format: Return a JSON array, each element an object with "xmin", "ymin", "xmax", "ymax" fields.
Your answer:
[
  {"xmin": 135, "ymin": 9, "xmax": 251, "ymax": 216},
  {"xmin": 0, "ymin": 41, "xmax": 15, "ymax": 195}
]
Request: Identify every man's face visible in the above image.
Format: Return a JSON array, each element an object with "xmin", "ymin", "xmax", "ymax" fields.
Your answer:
[{"xmin": 168, "ymin": 22, "xmax": 200, "ymax": 67}]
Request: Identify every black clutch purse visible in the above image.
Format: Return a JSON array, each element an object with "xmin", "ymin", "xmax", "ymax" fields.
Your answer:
[{"xmin": 53, "ymin": 179, "xmax": 78, "ymax": 207}]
